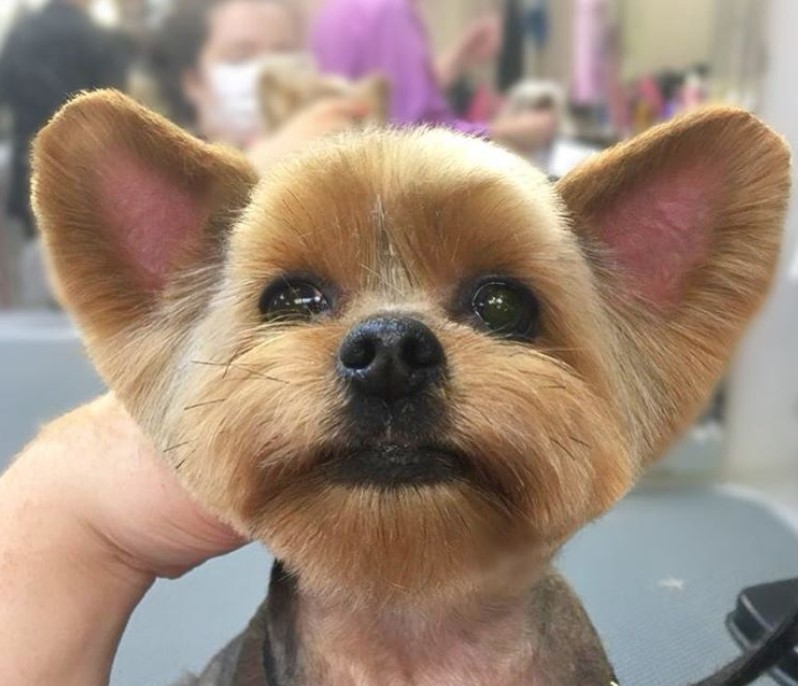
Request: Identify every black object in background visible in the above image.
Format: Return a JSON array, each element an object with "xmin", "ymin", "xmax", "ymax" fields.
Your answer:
[
  {"xmin": 728, "ymin": 578, "xmax": 798, "ymax": 685},
  {"xmin": 0, "ymin": 1, "xmax": 131, "ymax": 236},
  {"xmin": 497, "ymin": 0, "xmax": 525, "ymax": 93},
  {"xmin": 447, "ymin": 77, "xmax": 476, "ymax": 118}
]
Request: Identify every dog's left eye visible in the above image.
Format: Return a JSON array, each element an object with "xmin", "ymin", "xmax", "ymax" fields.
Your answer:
[
  {"xmin": 471, "ymin": 281, "xmax": 539, "ymax": 339},
  {"xmin": 260, "ymin": 280, "xmax": 330, "ymax": 320}
]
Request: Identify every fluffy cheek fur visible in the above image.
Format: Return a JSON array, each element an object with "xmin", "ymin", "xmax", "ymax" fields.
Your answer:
[
  {"xmin": 443, "ymin": 330, "xmax": 633, "ymax": 542},
  {"xmin": 162, "ymin": 305, "xmax": 633, "ymax": 603}
]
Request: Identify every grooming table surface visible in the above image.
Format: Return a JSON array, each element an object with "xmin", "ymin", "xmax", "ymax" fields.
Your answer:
[
  {"xmin": 109, "ymin": 490, "xmax": 798, "ymax": 686},
  {"xmin": 561, "ymin": 489, "xmax": 798, "ymax": 686},
  {"xmin": 1, "ymin": 314, "xmax": 797, "ymax": 686}
]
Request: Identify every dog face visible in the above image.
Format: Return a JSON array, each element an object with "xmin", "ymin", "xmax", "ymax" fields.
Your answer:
[{"xmin": 33, "ymin": 92, "xmax": 789, "ymax": 604}]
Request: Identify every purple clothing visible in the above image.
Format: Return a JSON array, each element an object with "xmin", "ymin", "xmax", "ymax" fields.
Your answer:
[{"xmin": 311, "ymin": 0, "xmax": 487, "ymax": 136}]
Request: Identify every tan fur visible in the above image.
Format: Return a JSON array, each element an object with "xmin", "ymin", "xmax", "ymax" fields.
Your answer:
[
  {"xmin": 31, "ymin": 90, "xmax": 790, "ymax": 681},
  {"xmin": 33, "ymin": 91, "xmax": 259, "ymax": 439},
  {"xmin": 557, "ymin": 109, "xmax": 790, "ymax": 459},
  {"xmin": 258, "ymin": 60, "xmax": 389, "ymax": 134}
]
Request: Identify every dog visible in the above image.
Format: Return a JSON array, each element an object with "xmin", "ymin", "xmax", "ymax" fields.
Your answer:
[
  {"xmin": 500, "ymin": 79, "xmax": 572, "ymax": 172},
  {"xmin": 257, "ymin": 54, "xmax": 389, "ymax": 134},
  {"xmin": 32, "ymin": 90, "xmax": 790, "ymax": 685}
]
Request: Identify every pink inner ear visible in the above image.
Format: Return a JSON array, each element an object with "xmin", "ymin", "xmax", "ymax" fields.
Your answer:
[
  {"xmin": 98, "ymin": 153, "xmax": 209, "ymax": 291},
  {"xmin": 595, "ymin": 164, "xmax": 718, "ymax": 310}
]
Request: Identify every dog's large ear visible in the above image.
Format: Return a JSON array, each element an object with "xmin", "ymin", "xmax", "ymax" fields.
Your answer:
[
  {"xmin": 32, "ymin": 90, "xmax": 257, "ymax": 405},
  {"xmin": 557, "ymin": 108, "xmax": 791, "ymax": 461}
]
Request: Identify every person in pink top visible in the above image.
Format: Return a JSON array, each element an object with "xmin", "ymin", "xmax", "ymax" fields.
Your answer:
[{"xmin": 310, "ymin": 0, "xmax": 556, "ymax": 148}]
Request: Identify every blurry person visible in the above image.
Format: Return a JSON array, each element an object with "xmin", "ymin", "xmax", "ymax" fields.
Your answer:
[
  {"xmin": 500, "ymin": 78, "xmax": 599, "ymax": 178},
  {"xmin": 0, "ymin": 0, "xmax": 131, "ymax": 239},
  {"xmin": 310, "ymin": 0, "xmax": 557, "ymax": 149},
  {"xmin": 435, "ymin": 10, "xmax": 503, "ymax": 93},
  {"xmin": 151, "ymin": 0, "xmax": 366, "ymax": 158},
  {"xmin": 115, "ymin": 0, "xmax": 151, "ymax": 41},
  {"xmin": 0, "ymin": 0, "xmax": 131, "ymax": 308}
]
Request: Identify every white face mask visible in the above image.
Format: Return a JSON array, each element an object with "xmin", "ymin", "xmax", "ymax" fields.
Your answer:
[{"xmin": 206, "ymin": 52, "xmax": 315, "ymax": 145}]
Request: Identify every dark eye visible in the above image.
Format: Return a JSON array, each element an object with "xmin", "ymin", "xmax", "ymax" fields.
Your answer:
[
  {"xmin": 259, "ymin": 280, "xmax": 330, "ymax": 321},
  {"xmin": 471, "ymin": 281, "xmax": 539, "ymax": 339}
]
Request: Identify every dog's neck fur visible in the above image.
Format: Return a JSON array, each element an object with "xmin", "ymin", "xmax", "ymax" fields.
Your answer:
[
  {"xmin": 248, "ymin": 562, "xmax": 615, "ymax": 686},
  {"xmin": 297, "ymin": 586, "xmax": 536, "ymax": 686}
]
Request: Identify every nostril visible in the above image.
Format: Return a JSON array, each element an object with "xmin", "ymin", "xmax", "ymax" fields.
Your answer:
[
  {"xmin": 341, "ymin": 335, "xmax": 377, "ymax": 371},
  {"xmin": 402, "ymin": 335, "xmax": 434, "ymax": 369},
  {"xmin": 401, "ymin": 330, "xmax": 444, "ymax": 370}
]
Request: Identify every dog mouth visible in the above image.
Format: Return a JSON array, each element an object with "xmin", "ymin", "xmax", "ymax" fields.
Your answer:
[{"xmin": 320, "ymin": 443, "xmax": 471, "ymax": 488}]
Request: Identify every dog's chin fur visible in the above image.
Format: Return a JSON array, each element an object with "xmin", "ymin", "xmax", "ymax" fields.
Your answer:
[
  {"xmin": 32, "ymin": 92, "xmax": 790, "ymax": 612},
  {"xmin": 165, "ymin": 313, "xmax": 631, "ymax": 604}
]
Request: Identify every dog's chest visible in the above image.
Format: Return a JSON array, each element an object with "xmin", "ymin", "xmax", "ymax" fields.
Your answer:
[{"xmin": 300, "ymin": 642, "xmax": 544, "ymax": 686}]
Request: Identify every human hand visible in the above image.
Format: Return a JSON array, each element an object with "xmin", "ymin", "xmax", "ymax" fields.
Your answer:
[
  {"xmin": 490, "ymin": 108, "xmax": 559, "ymax": 154},
  {"xmin": 0, "ymin": 394, "xmax": 245, "ymax": 685},
  {"xmin": 5, "ymin": 394, "xmax": 245, "ymax": 581},
  {"xmin": 282, "ymin": 96, "xmax": 371, "ymax": 140},
  {"xmin": 248, "ymin": 97, "xmax": 370, "ymax": 172},
  {"xmin": 436, "ymin": 13, "xmax": 501, "ymax": 90},
  {"xmin": 456, "ymin": 13, "xmax": 502, "ymax": 69}
]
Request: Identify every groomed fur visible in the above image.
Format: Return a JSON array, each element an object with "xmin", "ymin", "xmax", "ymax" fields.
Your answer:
[
  {"xmin": 558, "ymin": 109, "xmax": 790, "ymax": 460},
  {"xmin": 33, "ymin": 91, "xmax": 790, "ymax": 616}
]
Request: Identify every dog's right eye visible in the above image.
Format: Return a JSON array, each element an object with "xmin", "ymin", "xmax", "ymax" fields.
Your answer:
[
  {"xmin": 470, "ymin": 280, "xmax": 540, "ymax": 340},
  {"xmin": 259, "ymin": 280, "xmax": 331, "ymax": 321}
]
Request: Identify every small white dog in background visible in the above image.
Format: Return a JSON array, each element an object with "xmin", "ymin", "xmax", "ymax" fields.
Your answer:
[{"xmin": 504, "ymin": 79, "xmax": 597, "ymax": 177}]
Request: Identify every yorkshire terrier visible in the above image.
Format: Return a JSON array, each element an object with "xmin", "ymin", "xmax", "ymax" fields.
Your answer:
[{"xmin": 32, "ymin": 91, "xmax": 791, "ymax": 686}]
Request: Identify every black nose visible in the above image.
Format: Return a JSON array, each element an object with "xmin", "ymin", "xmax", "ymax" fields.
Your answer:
[{"xmin": 338, "ymin": 316, "xmax": 445, "ymax": 401}]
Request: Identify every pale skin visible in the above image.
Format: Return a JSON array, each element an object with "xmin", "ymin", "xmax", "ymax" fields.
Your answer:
[
  {"xmin": 435, "ymin": 13, "xmax": 502, "ymax": 91},
  {"xmin": 247, "ymin": 98, "xmax": 371, "ymax": 173},
  {"xmin": 0, "ymin": 395, "xmax": 244, "ymax": 686}
]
